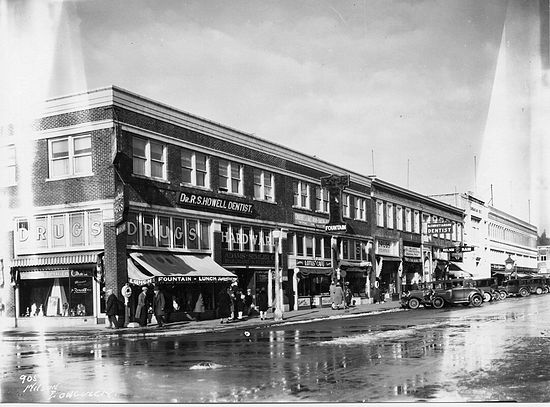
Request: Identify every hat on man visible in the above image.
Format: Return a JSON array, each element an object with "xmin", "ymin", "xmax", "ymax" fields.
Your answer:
[{"xmin": 142, "ymin": 287, "xmax": 148, "ymax": 291}]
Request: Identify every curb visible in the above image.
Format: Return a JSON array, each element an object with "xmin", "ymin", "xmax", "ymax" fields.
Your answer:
[{"xmin": 0, "ymin": 306, "xmax": 404, "ymax": 342}]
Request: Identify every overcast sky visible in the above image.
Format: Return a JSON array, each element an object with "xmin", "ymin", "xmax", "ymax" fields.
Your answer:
[{"xmin": 8, "ymin": 0, "xmax": 546, "ymax": 228}]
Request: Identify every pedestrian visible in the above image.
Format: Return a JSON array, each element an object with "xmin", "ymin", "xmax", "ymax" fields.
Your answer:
[
  {"xmin": 257, "ymin": 287, "xmax": 269, "ymax": 320},
  {"xmin": 244, "ymin": 288, "xmax": 254, "ymax": 317},
  {"xmin": 329, "ymin": 280, "xmax": 336, "ymax": 305},
  {"xmin": 153, "ymin": 286, "xmax": 166, "ymax": 327},
  {"xmin": 217, "ymin": 287, "xmax": 232, "ymax": 323},
  {"xmin": 105, "ymin": 289, "xmax": 119, "ymax": 329},
  {"xmin": 236, "ymin": 288, "xmax": 244, "ymax": 320},
  {"xmin": 344, "ymin": 282, "xmax": 353, "ymax": 308},
  {"xmin": 135, "ymin": 286, "xmax": 148, "ymax": 327},
  {"xmin": 229, "ymin": 281, "xmax": 239, "ymax": 320},
  {"xmin": 332, "ymin": 282, "xmax": 345, "ymax": 310}
]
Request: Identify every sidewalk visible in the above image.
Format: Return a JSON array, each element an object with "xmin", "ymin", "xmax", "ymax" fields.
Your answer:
[{"xmin": 0, "ymin": 301, "xmax": 403, "ymax": 341}]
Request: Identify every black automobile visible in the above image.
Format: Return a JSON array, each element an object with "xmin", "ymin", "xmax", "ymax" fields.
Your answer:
[
  {"xmin": 473, "ymin": 277, "xmax": 500, "ymax": 302},
  {"xmin": 430, "ymin": 279, "xmax": 484, "ymax": 308},
  {"xmin": 401, "ymin": 282, "xmax": 437, "ymax": 309}
]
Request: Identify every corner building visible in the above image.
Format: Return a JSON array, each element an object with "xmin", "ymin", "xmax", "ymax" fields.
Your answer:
[{"xmin": 1, "ymin": 86, "xmax": 376, "ymax": 326}]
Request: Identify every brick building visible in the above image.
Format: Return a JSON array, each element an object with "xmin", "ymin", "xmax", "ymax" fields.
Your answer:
[{"xmin": 0, "ymin": 86, "xmax": 375, "ymax": 326}]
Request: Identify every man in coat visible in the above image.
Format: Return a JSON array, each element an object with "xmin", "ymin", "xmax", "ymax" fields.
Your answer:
[
  {"xmin": 135, "ymin": 286, "xmax": 148, "ymax": 327},
  {"xmin": 105, "ymin": 289, "xmax": 119, "ymax": 329},
  {"xmin": 153, "ymin": 286, "xmax": 166, "ymax": 327}
]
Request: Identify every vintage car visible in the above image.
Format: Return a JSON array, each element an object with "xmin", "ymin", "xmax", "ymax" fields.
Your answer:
[
  {"xmin": 430, "ymin": 279, "xmax": 484, "ymax": 308},
  {"xmin": 400, "ymin": 282, "xmax": 438, "ymax": 309},
  {"xmin": 472, "ymin": 278, "xmax": 500, "ymax": 302},
  {"xmin": 502, "ymin": 277, "xmax": 547, "ymax": 297}
]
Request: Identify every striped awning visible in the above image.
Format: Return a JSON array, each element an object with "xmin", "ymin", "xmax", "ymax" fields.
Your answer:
[{"xmin": 11, "ymin": 251, "xmax": 103, "ymax": 267}]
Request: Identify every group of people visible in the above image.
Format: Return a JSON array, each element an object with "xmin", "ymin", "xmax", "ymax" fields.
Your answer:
[
  {"xmin": 217, "ymin": 282, "xmax": 269, "ymax": 323},
  {"xmin": 330, "ymin": 280, "xmax": 353, "ymax": 310},
  {"xmin": 105, "ymin": 285, "xmax": 167, "ymax": 329}
]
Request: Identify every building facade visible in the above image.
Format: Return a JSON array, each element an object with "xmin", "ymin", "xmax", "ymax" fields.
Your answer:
[{"xmin": 0, "ymin": 86, "xmax": 377, "ymax": 326}]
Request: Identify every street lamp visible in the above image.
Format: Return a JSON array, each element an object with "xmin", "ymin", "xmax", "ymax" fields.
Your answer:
[
  {"xmin": 505, "ymin": 255, "xmax": 516, "ymax": 279},
  {"xmin": 272, "ymin": 229, "xmax": 287, "ymax": 321}
]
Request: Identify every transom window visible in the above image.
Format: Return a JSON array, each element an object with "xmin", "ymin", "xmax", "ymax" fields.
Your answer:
[
  {"xmin": 132, "ymin": 136, "xmax": 166, "ymax": 179},
  {"xmin": 181, "ymin": 148, "xmax": 209, "ymax": 187},
  {"xmin": 253, "ymin": 169, "xmax": 275, "ymax": 201},
  {"xmin": 293, "ymin": 181, "xmax": 310, "ymax": 209},
  {"xmin": 219, "ymin": 159, "xmax": 243, "ymax": 194},
  {"xmin": 49, "ymin": 135, "xmax": 92, "ymax": 178}
]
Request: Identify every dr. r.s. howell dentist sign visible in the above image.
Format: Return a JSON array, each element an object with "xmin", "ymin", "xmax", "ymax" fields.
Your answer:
[{"xmin": 177, "ymin": 192, "xmax": 255, "ymax": 216}]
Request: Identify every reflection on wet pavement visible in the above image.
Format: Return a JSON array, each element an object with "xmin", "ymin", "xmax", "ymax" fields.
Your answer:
[{"xmin": 3, "ymin": 295, "xmax": 550, "ymax": 402}]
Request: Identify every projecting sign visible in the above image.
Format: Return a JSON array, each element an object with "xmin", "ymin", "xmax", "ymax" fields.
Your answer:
[
  {"xmin": 427, "ymin": 222, "xmax": 453, "ymax": 234},
  {"xmin": 442, "ymin": 245, "xmax": 475, "ymax": 253}
]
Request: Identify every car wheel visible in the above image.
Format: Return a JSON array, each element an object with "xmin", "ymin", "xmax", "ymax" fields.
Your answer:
[
  {"xmin": 407, "ymin": 298, "xmax": 420, "ymax": 310},
  {"xmin": 519, "ymin": 287, "xmax": 530, "ymax": 297},
  {"xmin": 544, "ymin": 287, "xmax": 549, "ymax": 294},
  {"xmin": 492, "ymin": 292, "xmax": 500, "ymax": 301},
  {"xmin": 536, "ymin": 287, "xmax": 543, "ymax": 295},
  {"xmin": 499, "ymin": 291, "xmax": 507, "ymax": 300},
  {"xmin": 483, "ymin": 292, "xmax": 492, "ymax": 302},
  {"xmin": 432, "ymin": 297, "xmax": 445, "ymax": 309},
  {"xmin": 470, "ymin": 294, "xmax": 483, "ymax": 307}
]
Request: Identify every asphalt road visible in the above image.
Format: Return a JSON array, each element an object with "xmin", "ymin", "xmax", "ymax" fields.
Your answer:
[{"xmin": 2, "ymin": 293, "xmax": 550, "ymax": 403}]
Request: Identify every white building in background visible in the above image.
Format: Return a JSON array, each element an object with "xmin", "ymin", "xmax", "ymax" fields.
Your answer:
[{"xmin": 431, "ymin": 192, "xmax": 538, "ymax": 279}]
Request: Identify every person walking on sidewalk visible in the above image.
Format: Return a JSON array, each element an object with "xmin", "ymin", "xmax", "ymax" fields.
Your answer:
[
  {"xmin": 105, "ymin": 289, "xmax": 119, "ymax": 329},
  {"xmin": 244, "ymin": 288, "xmax": 254, "ymax": 317},
  {"xmin": 332, "ymin": 282, "xmax": 345, "ymax": 310},
  {"xmin": 344, "ymin": 282, "xmax": 353, "ymax": 308},
  {"xmin": 153, "ymin": 286, "xmax": 166, "ymax": 327},
  {"xmin": 135, "ymin": 286, "xmax": 149, "ymax": 327},
  {"xmin": 217, "ymin": 287, "xmax": 232, "ymax": 323},
  {"xmin": 257, "ymin": 287, "xmax": 269, "ymax": 320}
]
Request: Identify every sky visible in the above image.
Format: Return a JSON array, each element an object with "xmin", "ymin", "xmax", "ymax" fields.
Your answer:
[{"xmin": 4, "ymin": 0, "xmax": 548, "ymax": 231}]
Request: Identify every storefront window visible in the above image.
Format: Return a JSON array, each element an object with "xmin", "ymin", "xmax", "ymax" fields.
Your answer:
[
  {"xmin": 174, "ymin": 218, "xmax": 185, "ymax": 248},
  {"xmin": 143, "ymin": 214, "xmax": 156, "ymax": 247},
  {"xmin": 342, "ymin": 239, "xmax": 349, "ymax": 259},
  {"xmin": 262, "ymin": 229, "xmax": 273, "ymax": 252},
  {"xmin": 286, "ymin": 232, "xmax": 295, "ymax": 254},
  {"xmin": 314, "ymin": 236, "xmax": 322, "ymax": 257},
  {"xmin": 323, "ymin": 237, "xmax": 331, "ymax": 259},
  {"xmin": 296, "ymin": 233, "xmax": 304, "ymax": 256},
  {"xmin": 69, "ymin": 212, "xmax": 85, "ymax": 246},
  {"xmin": 241, "ymin": 226, "xmax": 251, "ymax": 251},
  {"xmin": 52, "ymin": 215, "xmax": 66, "ymax": 248},
  {"xmin": 200, "ymin": 222, "xmax": 210, "ymax": 250},
  {"xmin": 158, "ymin": 216, "xmax": 171, "ymax": 247},
  {"xmin": 187, "ymin": 219, "xmax": 199, "ymax": 249},
  {"xmin": 305, "ymin": 236, "xmax": 313, "ymax": 256}
]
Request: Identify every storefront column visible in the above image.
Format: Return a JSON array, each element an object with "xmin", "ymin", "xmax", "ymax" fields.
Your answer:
[
  {"xmin": 292, "ymin": 271, "xmax": 299, "ymax": 311},
  {"xmin": 267, "ymin": 269, "xmax": 273, "ymax": 308}
]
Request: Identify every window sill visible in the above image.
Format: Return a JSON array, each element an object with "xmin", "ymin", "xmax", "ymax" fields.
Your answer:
[
  {"xmin": 180, "ymin": 183, "xmax": 211, "ymax": 191},
  {"xmin": 218, "ymin": 190, "xmax": 244, "ymax": 198},
  {"xmin": 46, "ymin": 173, "xmax": 94, "ymax": 182},
  {"xmin": 253, "ymin": 198, "xmax": 277, "ymax": 205},
  {"xmin": 132, "ymin": 174, "xmax": 170, "ymax": 184},
  {"xmin": 292, "ymin": 205, "xmax": 311, "ymax": 211}
]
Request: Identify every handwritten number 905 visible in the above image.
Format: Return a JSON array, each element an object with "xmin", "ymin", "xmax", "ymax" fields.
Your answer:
[{"xmin": 20, "ymin": 375, "xmax": 37, "ymax": 384}]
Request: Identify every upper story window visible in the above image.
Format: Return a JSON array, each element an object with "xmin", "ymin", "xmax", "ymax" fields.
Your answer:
[
  {"xmin": 181, "ymin": 148, "xmax": 209, "ymax": 188},
  {"xmin": 376, "ymin": 200, "xmax": 384, "ymax": 227},
  {"xmin": 253, "ymin": 169, "xmax": 275, "ymax": 202},
  {"xmin": 0, "ymin": 144, "xmax": 16, "ymax": 186},
  {"xmin": 293, "ymin": 181, "xmax": 310, "ymax": 209},
  {"xmin": 342, "ymin": 193, "xmax": 350, "ymax": 218},
  {"xmin": 405, "ymin": 208, "xmax": 412, "ymax": 232},
  {"xmin": 386, "ymin": 202, "xmax": 394, "ymax": 229},
  {"xmin": 413, "ymin": 211, "xmax": 420, "ymax": 233},
  {"xmin": 219, "ymin": 159, "xmax": 243, "ymax": 194},
  {"xmin": 50, "ymin": 135, "xmax": 92, "ymax": 178},
  {"xmin": 355, "ymin": 197, "xmax": 366, "ymax": 221},
  {"xmin": 315, "ymin": 187, "xmax": 329, "ymax": 213},
  {"xmin": 132, "ymin": 136, "xmax": 166, "ymax": 179},
  {"xmin": 396, "ymin": 206, "xmax": 403, "ymax": 231}
]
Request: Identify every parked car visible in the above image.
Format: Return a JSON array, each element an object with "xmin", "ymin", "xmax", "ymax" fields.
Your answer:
[
  {"xmin": 400, "ymin": 282, "xmax": 437, "ymax": 309},
  {"xmin": 502, "ymin": 277, "xmax": 546, "ymax": 297},
  {"xmin": 430, "ymin": 279, "xmax": 484, "ymax": 308},
  {"xmin": 473, "ymin": 278, "xmax": 500, "ymax": 302}
]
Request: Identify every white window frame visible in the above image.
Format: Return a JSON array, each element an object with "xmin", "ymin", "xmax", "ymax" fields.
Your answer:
[
  {"xmin": 315, "ymin": 187, "xmax": 329, "ymax": 213},
  {"xmin": 0, "ymin": 144, "xmax": 16, "ymax": 186},
  {"xmin": 342, "ymin": 193, "xmax": 350, "ymax": 218},
  {"xmin": 413, "ymin": 211, "xmax": 420, "ymax": 234},
  {"xmin": 49, "ymin": 134, "xmax": 93, "ymax": 179},
  {"xmin": 355, "ymin": 197, "xmax": 366, "ymax": 221},
  {"xmin": 132, "ymin": 136, "xmax": 166, "ymax": 180},
  {"xmin": 405, "ymin": 208, "xmax": 412, "ymax": 232},
  {"xmin": 376, "ymin": 201, "xmax": 384, "ymax": 227},
  {"xmin": 293, "ymin": 181, "xmax": 310, "ymax": 209},
  {"xmin": 386, "ymin": 202, "xmax": 394, "ymax": 229},
  {"xmin": 181, "ymin": 148, "xmax": 209, "ymax": 188},
  {"xmin": 253, "ymin": 169, "xmax": 275, "ymax": 202},
  {"xmin": 219, "ymin": 159, "xmax": 243, "ymax": 194},
  {"xmin": 396, "ymin": 206, "xmax": 403, "ymax": 231}
]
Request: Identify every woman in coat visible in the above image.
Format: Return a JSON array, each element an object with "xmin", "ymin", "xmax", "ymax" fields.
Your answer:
[
  {"xmin": 332, "ymin": 283, "xmax": 345, "ymax": 310},
  {"xmin": 217, "ymin": 288, "xmax": 232, "ymax": 323},
  {"xmin": 135, "ymin": 286, "xmax": 148, "ymax": 327},
  {"xmin": 153, "ymin": 286, "xmax": 166, "ymax": 327},
  {"xmin": 257, "ymin": 287, "xmax": 269, "ymax": 321}
]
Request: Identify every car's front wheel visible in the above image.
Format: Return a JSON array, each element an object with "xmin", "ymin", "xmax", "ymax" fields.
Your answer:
[
  {"xmin": 519, "ymin": 287, "xmax": 530, "ymax": 297},
  {"xmin": 544, "ymin": 287, "xmax": 549, "ymax": 294},
  {"xmin": 407, "ymin": 297, "xmax": 420, "ymax": 310},
  {"xmin": 499, "ymin": 290, "xmax": 507, "ymax": 300},
  {"xmin": 470, "ymin": 293, "xmax": 483, "ymax": 307},
  {"xmin": 483, "ymin": 292, "xmax": 492, "ymax": 302},
  {"xmin": 432, "ymin": 297, "xmax": 445, "ymax": 309},
  {"xmin": 535, "ymin": 287, "xmax": 543, "ymax": 295}
]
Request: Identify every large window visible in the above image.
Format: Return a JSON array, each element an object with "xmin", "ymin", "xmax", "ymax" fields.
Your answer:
[
  {"xmin": 405, "ymin": 208, "xmax": 412, "ymax": 232},
  {"xmin": 376, "ymin": 201, "xmax": 384, "ymax": 227},
  {"xmin": 396, "ymin": 206, "xmax": 403, "ymax": 231},
  {"xmin": 315, "ymin": 187, "xmax": 329, "ymax": 213},
  {"xmin": 50, "ymin": 135, "xmax": 92, "ymax": 178},
  {"xmin": 0, "ymin": 144, "xmax": 16, "ymax": 186},
  {"xmin": 413, "ymin": 211, "xmax": 420, "ymax": 233},
  {"xmin": 181, "ymin": 149, "xmax": 209, "ymax": 187},
  {"xmin": 132, "ymin": 136, "xmax": 166, "ymax": 179},
  {"xmin": 219, "ymin": 159, "xmax": 243, "ymax": 194},
  {"xmin": 355, "ymin": 197, "xmax": 366, "ymax": 221},
  {"xmin": 293, "ymin": 181, "xmax": 310, "ymax": 209},
  {"xmin": 386, "ymin": 202, "xmax": 394, "ymax": 229},
  {"xmin": 342, "ymin": 193, "xmax": 350, "ymax": 218},
  {"xmin": 253, "ymin": 169, "xmax": 275, "ymax": 201}
]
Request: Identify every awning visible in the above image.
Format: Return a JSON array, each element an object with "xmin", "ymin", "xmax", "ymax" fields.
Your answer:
[
  {"xmin": 129, "ymin": 252, "xmax": 237, "ymax": 284},
  {"xmin": 295, "ymin": 267, "xmax": 333, "ymax": 277},
  {"xmin": 127, "ymin": 258, "xmax": 156, "ymax": 285},
  {"xmin": 11, "ymin": 251, "xmax": 103, "ymax": 267},
  {"xmin": 448, "ymin": 261, "xmax": 464, "ymax": 271}
]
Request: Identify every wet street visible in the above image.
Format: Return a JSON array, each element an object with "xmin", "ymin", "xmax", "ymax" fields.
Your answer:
[{"xmin": 3, "ymin": 294, "xmax": 550, "ymax": 403}]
